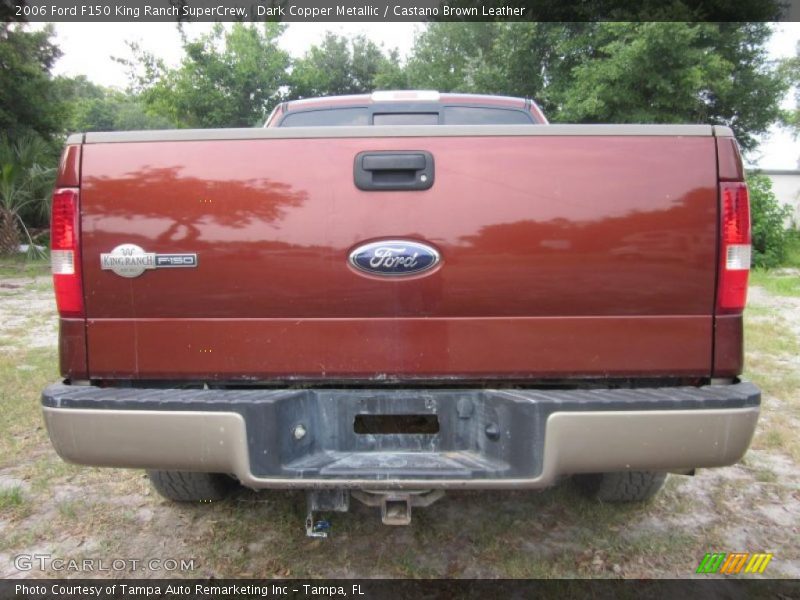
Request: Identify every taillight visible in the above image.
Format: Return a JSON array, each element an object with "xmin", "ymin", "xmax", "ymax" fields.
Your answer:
[
  {"xmin": 716, "ymin": 182, "xmax": 751, "ymax": 314},
  {"xmin": 51, "ymin": 188, "xmax": 84, "ymax": 317}
]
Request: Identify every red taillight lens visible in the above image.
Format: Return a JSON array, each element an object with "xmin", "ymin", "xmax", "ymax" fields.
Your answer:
[
  {"xmin": 717, "ymin": 182, "xmax": 751, "ymax": 314},
  {"xmin": 51, "ymin": 188, "xmax": 84, "ymax": 317}
]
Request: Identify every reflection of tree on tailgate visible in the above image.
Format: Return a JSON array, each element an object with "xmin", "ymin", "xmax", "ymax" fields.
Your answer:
[{"xmin": 85, "ymin": 165, "xmax": 308, "ymax": 248}]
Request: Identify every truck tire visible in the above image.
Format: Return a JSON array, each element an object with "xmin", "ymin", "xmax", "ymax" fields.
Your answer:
[
  {"xmin": 147, "ymin": 470, "xmax": 237, "ymax": 502},
  {"xmin": 573, "ymin": 471, "xmax": 667, "ymax": 503}
]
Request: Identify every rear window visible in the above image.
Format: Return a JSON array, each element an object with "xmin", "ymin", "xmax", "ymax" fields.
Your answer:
[
  {"xmin": 373, "ymin": 113, "xmax": 438, "ymax": 125},
  {"xmin": 280, "ymin": 108, "xmax": 369, "ymax": 127},
  {"xmin": 443, "ymin": 106, "xmax": 533, "ymax": 125},
  {"xmin": 277, "ymin": 105, "xmax": 536, "ymax": 127}
]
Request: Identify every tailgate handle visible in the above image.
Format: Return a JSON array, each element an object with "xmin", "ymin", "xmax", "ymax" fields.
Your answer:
[
  {"xmin": 354, "ymin": 151, "xmax": 434, "ymax": 191},
  {"xmin": 362, "ymin": 154, "xmax": 426, "ymax": 171}
]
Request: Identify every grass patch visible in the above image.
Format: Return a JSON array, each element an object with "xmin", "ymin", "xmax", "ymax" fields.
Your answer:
[
  {"xmin": 753, "ymin": 468, "xmax": 778, "ymax": 483},
  {"xmin": 485, "ymin": 492, "xmax": 699, "ymax": 578},
  {"xmin": 749, "ymin": 269, "xmax": 800, "ymax": 297},
  {"xmin": 744, "ymin": 304, "xmax": 773, "ymax": 317},
  {"xmin": 0, "ymin": 256, "xmax": 49, "ymax": 279},
  {"xmin": 27, "ymin": 280, "xmax": 53, "ymax": 293},
  {"xmin": 0, "ymin": 486, "xmax": 25, "ymax": 510},
  {"xmin": 783, "ymin": 231, "xmax": 800, "ymax": 269},
  {"xmin": 0, "ymin": 346, "xmax": 59, "ymax": 463},
  {"xmin": 24, "ymin": 457, "xmax": 83, "ymax": 492},
  {"xmin": 0, "ymin": 486, "xmax": 32, "ymax": 521},
  {"xmin": 58, "ymin": 499, "xmax": 81, "ymax": 520},
  {"xmin": 745, "ymin": 318, "xmax": 800, "ymax": 359},
  {"xmin": 762, "ymin": 429, "xmax": 786, "ymax": 449},
  {"xmin": 754, "ymin": 427, "xmax": 798, "ymax": 461},
  {"xmin": 743, "ymin": 300, "xmax": 800, "ymax": 461},
  {"xmin": 0, "ymin": 326, "xmax": 32, "ymax": 342}
]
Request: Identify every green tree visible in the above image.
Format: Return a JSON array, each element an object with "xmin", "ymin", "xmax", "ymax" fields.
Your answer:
[
  {"xmin": 372, "ymin": 48, "xmax": 408, "ymax": 90},
  {"xmin": 110, "ymin": 96, "xmax": 174, "ymax": 131},
  {"xmin": 405, "ymin": 23, "xmax": 501, "ymax": 92},
  {"xmin": 553, "ymin": 23, "xmax": 787, "ymax": 151},
  {"xmin": 0, "ymin": 134, "xmax": 55, "ymax": 255},
  {"xmin": 781, "ymin": 42, "xmax": 799, "ymax": 154},
  {"xmin": 122, "ymin": 23, "xmax": 291, "ymax": 128},
  {"xmin": 59, "ymin": 76, "xmax": 173, "ymax": 132},
  {"xmin": 0, "ymin": 23, "xmax": 66, "ymax": 141},
  {"xmin": 406, "ymin": 22, "xmax": 789, "ymax": 151},
  {"xmin": 747, "ymin": 172, "xmax": 793, "ymax": 268},
  {"xmin": 451, "ymin": 23, "xmax": 588, "ymax": 114},
  {"xmin": 289, "ymin": 33, "xmax": 406, "ymax": 99}
]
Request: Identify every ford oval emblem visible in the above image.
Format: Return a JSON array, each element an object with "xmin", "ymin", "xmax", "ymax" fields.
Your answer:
[{"xmin": 349, "ymin": 240, "xmax": 440, "ymax": 277}]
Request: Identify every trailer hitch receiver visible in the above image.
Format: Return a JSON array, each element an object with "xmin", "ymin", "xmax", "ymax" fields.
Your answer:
[{"xmin": 351, "ymin": 489, "xmax": 445, "ymax": 526}]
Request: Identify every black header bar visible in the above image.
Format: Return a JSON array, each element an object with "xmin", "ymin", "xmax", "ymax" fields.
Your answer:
[
  {"xmin": 4, "ymin": 0, "xmax": 799, "ymax": 23},
  {"xmin": 4, "ymin": 578, "xmax": 800, "ymax": 600}
]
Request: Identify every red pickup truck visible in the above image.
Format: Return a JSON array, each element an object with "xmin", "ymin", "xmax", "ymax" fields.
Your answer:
[{"xmin": 43, "ymin": 92, "xmax": 759, "ymax": 534}]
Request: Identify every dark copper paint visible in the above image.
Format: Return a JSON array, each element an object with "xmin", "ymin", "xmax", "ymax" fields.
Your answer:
[
  {"xmin": 59, "ymin": 319, "xmax": 87, "ymax": 379},
  {"xmin": 76, "ymin": 134, "xmax": 720, "ymax": 380},
  {"xmin": 56, "ymin": 145, "xmax": 81, "ymax": 187},
  {"xmin": 713, "ymin": 314, "xmax": 744, "ymax": 377},
  {"xmin": 716, "ymin": 138, "xmax": 744, "ymax": 182},
  {"xmin": 86, "ymin": 316, "xmax": 711, "ymax": 379}
]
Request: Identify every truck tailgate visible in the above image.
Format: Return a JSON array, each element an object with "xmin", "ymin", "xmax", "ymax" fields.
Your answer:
[{"xmin": 79, "ymin": 127, "xmax": 718, "ymax": 380}]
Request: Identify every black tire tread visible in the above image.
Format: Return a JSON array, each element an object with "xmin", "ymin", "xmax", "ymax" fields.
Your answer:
[
  {"xmin": 147, "ymin": 470, "xmax": 236, "ymax": 502},
  {"xmin": 574, "ymin": 471, "xmax": 667, "ymax": 503}
]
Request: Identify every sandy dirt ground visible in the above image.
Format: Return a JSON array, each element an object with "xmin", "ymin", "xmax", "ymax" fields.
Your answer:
[{"xmin": 0, "ymin": 274, "xmax": 798, "ymax": 579}]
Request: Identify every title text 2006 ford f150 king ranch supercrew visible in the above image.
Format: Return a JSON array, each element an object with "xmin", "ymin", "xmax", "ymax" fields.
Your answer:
[{"xmin": 42, "ymin": 91, "xmax": 759, "ymax": 534}]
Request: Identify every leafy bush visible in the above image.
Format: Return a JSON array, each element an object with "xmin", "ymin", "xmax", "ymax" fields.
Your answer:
[
  {"xmin": 784, "ymin": 229, "xmax": 800, "ymax": 268},
  {"xmin": 0, "ymin": 134, "xmax": 55, "ymax": 256},
  {"xmin": 747, "ymin": 172, "xmax": 793, "ymax": 269}
]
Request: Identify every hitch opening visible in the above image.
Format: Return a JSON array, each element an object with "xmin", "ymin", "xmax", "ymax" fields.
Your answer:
[
  {"xmin": 352, "ymin": 489, "xmax": 445, "ymax": 526},
  {"xmin": 382, "ymin": 497, "xmax": 412, "ymax": 526}
]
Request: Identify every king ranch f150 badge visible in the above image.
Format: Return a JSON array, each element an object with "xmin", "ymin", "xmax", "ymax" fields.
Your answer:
[{"xmin": 100, "ymin": 244, "xmax": 197, "ymax": 278}]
